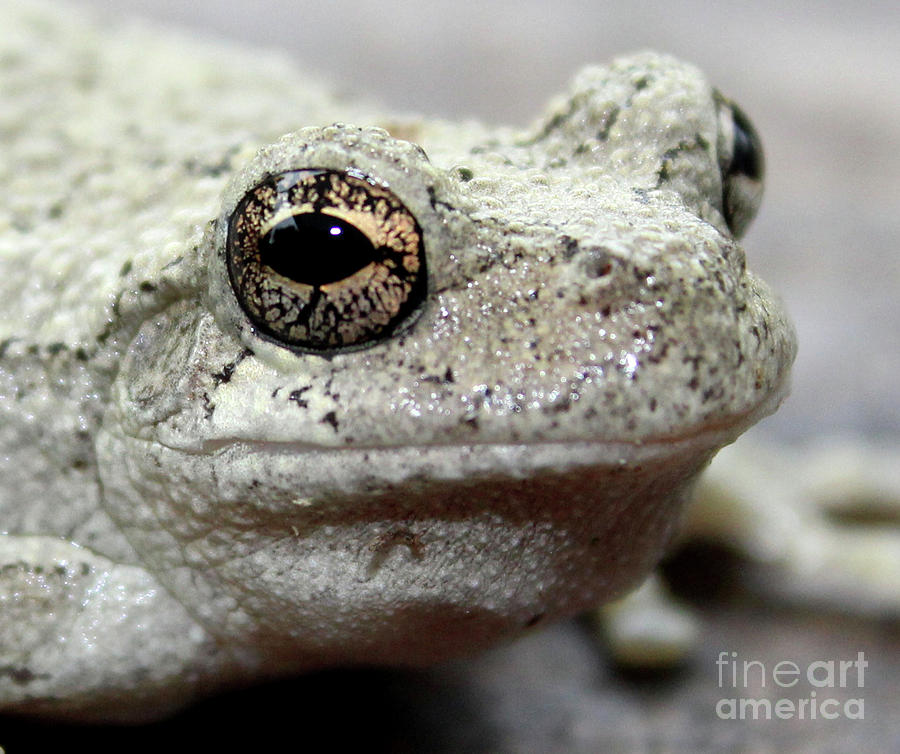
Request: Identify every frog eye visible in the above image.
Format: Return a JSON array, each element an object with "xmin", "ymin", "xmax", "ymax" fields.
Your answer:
[
  {"xmin": 715, "ymin": 93, "xmax": 765, "ymax": 238},
  {"xmin": 226, "ymin": 169, "xmax": 427, "ymax": 352}
]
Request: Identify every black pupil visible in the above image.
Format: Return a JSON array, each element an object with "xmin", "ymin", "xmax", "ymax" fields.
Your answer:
[
  {"xmin": 729, "ymin": 106, "xmax": 763, "ymax": 182},
  {"xmin": 260, "ymin": 213, "xmax": 377, "ymax": 286}
]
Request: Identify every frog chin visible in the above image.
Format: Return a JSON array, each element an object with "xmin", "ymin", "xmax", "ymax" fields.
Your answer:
[{"xmin": 96, "ymin": 386, "xmax": 770, "ymax": 669}]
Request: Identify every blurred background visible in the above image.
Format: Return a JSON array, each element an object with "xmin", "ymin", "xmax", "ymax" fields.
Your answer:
[{"xmin": 8, "ymin": 1, "xmax": 899, "ymax": 751}]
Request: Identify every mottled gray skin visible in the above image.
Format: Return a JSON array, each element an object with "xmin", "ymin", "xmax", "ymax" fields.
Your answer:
[{"xmin": 0, "ymin": 3, "xmax": 793, "ymax": 719}]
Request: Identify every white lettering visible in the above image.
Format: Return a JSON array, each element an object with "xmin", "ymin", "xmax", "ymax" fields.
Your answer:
[
  {"xmin": 845, "ymin": 698, "xmax": 865, "ymax": 719},
  {"xmin": 716, "ymin": 652, "xmax": 730, "ymax": 688},
  {"xmin": 807, "ymin": 660, "xmax": 834, "ymax": 688},
  {"xmin": 820, "ymin": 698, "xmax": 839, "ymax": 719},
  {"xmin": 743, "ymin": 659, "xmax": 766, "ymax": 688},
  {"xmin": 856, "ymin": 652, "xmax": 867, "ymax": 687},
  {"xmin": 774, "ymin": 698, "xmax": 795, "ymax": 719},
  {"xmin": 772, "ymin": 660, "xmax": 800, "ymax": 688},
  {"xmin": 839, "ymin": 659, "xmax": 854, "ymax": 687},
  {"xmin": 713, "ymin": 651, "xmax": 869, "ymax": 721},
  {"xmin": 739, "ymin": 697, "xmax": 772, "ymax": 720},
  {"xmin": 716, "ymin": 698, "xmax": 737, "ymax": 719}
]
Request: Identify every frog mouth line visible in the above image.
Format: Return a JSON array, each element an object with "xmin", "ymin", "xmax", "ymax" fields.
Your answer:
[{"xmin": 152, "ymin": 371, "xmax": 791, "ymax": 463}]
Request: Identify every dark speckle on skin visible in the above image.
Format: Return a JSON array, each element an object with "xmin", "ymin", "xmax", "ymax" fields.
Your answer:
[
  {"xmin": 427, "ymin": 185, "xmax": 455, "ymax": 212},
  {"xmin": 211, "ymin": 349, "xmax": 252, "ymax": 387},
  {"xmin": 656, "ymin": 134, "xmax": 711, "ymax": 188},
  {"xmin": 288, "ymin": 387, "xmax": 311, "ymax": 409},
  {"xmin": 560, "ymin": 235, "xmax": 580, "ymax": 261},
  {"xmin": 517, "ymin": 97, "xmax": 579, "ymax": 146},
  {"xmin": 632, "ymin": 187, "xmax": 651, "ymax": 204},
  {"xmin": 0, "ymin": 665, "xmax": 50, "ymax": 685},
  {"xmin": 541, "ymin": 396, "xmax": 572, "ymax": 415},
  {"xmin": 161, "ymin": 255, "xmax": 184, "ymax": 271},
  {"xmin": 702, "ymin": 386, "xmax": 721, "ymax": 402},
  {"xmin": 0, "ymin": 337, "xmax": 17, "ymax": 358},
  {"xmin": 321, "ymin": 411, "xmax": 339, "ymax": 431},
  {"xmin": 420, "ymin": 367, "xmax": 455, "ymax": 385},
  {"xmin": 596, "ymin": 105, "xmax": 620, "ymax": 141}
]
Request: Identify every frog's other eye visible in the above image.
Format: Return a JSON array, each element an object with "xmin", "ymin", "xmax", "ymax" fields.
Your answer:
[
  {"xmin": 715, "ymin": 93, "xmax": 765, "ymax": 238},
  {"xmin": 226, "ymin": 169, "xmax": 427, "ymax": 352}
]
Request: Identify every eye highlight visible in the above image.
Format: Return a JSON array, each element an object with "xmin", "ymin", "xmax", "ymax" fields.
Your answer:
[{"xmin": 227, "ymin": 169, "xmax": 427, "ymax": 352}]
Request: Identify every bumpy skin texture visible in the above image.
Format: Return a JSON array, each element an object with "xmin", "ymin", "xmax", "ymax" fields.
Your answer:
[{"xmin": 0, "ymin": 2, "xmax": 794, "ymax": 719}]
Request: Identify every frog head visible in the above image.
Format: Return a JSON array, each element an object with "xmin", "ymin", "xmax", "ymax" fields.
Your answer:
[{"xmin": 98, "ymin": 53, "xmax": 794, "ymax": 666}]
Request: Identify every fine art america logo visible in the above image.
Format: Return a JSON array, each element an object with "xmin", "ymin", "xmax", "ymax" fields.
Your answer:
[{"xmin": 715, "ymin": 651, "xmax": 867, "ymax": 720}]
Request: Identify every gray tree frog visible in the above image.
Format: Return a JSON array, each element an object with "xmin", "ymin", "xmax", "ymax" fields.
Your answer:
[{"xmin": 0, "ymin": 2, "xmax": 800, "ymax": 719}]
